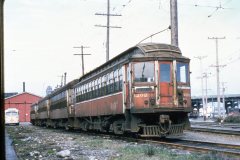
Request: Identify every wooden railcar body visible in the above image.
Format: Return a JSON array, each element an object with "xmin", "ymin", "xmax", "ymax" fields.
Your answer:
[{"xmin": 31, "ymin": 43, "xmax": 191, "ymax": 137}]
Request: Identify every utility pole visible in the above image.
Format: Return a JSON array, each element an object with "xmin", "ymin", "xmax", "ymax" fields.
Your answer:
[
  {"xmin": 203, "ymin": 72, "xmax": 211, "ymax": 119},
  {"xmin": 95, "ymin": 0, "xmax": 121, "ymax": 61},
  {"xmin": 222, "ymin": 82, "xmax": 227, "ymax": 114},
  {"xmin": 73, "ymin": 46, "xmax": 91, "ymax": 76},
  {"xmin": 208, "ymin": 37, "xmax": 225, "ymax": 117},
  {"xmin": 194, "ymin": 56, "xmax": 207, "ymax": 119},
  {"xmin": 170, "ymin": 0, "xmax": 178, "ymax": 47}
]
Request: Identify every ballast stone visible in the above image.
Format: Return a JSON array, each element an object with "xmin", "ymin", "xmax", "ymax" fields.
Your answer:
[{"xmin": 56, "ymin": 149, "xmax": 71, "ymax": 158}]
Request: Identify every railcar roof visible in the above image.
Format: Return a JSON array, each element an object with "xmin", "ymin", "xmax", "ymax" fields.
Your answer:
[
  {"xmin": 38, "ymin": 79, "xmax": 79, "ymax": 103},
  {"xmin": 79, "ymin": 43, "xmax": 188, "ymax": 81},
  {"xmin": 48, "ymin": 79, "xmax": 79, "ymax": 97}
]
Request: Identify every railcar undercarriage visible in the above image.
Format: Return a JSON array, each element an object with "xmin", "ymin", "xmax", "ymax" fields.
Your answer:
[{"xmin": 33, "ymin": 111, "xmax": 189, "ymax": 138}]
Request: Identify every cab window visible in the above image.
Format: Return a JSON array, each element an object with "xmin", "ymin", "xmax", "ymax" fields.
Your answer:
[
  {"xmin": 134, "ymin": 62, "xmax": 154, "ymax": 82},
  {"xmin": 177, "ymin": 62, "xmax": 189, "ymax": 83}
]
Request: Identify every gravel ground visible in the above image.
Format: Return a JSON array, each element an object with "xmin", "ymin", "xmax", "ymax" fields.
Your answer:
[{"xmin": 5, "ymin": 124, "xmax": 240, "ymax": 160}]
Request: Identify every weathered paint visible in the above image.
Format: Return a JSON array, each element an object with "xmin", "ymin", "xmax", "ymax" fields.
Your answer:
[
  {"xmin": 75, "ymin": 92, "xmax": 123, "ymax": 117},
  {"xmin": 50, "ymin": 108, "xmax": 68, "ymax": 119}
]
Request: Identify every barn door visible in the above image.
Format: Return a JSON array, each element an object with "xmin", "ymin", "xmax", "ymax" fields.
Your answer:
[{"xmin": 159, "ymin": 62, "xmax": 174, "ymax": 106}]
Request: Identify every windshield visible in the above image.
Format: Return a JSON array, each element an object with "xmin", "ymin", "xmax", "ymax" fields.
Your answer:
[
  {"xmin": 134, "ymin": 62, "xmax": 154, "ymax": 82},
  {"xmin": 5, "ymin": 111, "xmax": 18, "ymax": 116},
  {"xmin": 176, "ymin": 62, "xmax": 189, "ymax": 83}
]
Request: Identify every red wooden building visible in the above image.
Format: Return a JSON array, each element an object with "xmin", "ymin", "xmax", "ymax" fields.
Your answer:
[{"xmin": 4, "ymin": 92, "xmax": 42, "ymax": 122}]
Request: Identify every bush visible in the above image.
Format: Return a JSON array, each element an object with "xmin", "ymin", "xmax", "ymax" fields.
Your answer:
[{"xmin": 224, "ymin": 115, "xmax": 240, "ymax": 123}]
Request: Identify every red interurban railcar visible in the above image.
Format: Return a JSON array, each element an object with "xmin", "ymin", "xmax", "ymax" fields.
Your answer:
[{"xmin": 31, "ymin": 43, "xmax": 191, "ymax": 137}]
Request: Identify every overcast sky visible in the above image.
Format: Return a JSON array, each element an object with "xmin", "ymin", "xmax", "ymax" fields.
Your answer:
[{"xmin": 4, "ymin": 0, "xmax": 240, "ymax": 97}]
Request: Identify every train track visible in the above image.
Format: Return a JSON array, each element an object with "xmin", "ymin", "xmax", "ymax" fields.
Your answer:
[
  {"xmin": 81, "ymin": 131, "xmax": 240, "ymax": 157},
  {"xmin": 139, "ymin": 138, "xmax": 240, "ymax": 157},
  {"xmin": 190, "ymin": 126, "xmax": 240, "ymax": 136}
]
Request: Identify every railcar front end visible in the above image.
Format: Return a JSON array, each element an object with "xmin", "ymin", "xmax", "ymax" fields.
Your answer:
[{"xmin": 123, "ymin": 43, "xmax": 191, "ymax": 137}]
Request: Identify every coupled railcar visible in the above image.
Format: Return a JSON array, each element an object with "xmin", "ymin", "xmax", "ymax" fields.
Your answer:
[{"xmin": 31, "ymin": 43, "xmax": 191, "ymax": 137}]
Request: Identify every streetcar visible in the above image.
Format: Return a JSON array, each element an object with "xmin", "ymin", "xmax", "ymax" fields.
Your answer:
[{"xmin": 5, "ymin": 108, "xmax": 20, "ymax": 125}]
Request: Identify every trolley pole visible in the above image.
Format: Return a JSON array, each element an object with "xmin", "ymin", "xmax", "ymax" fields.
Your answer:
[
  {"xmin": 73, "ymin": 45, "xmax": 91, "ymax": 76},
  {"xmin": 64, "ymin": 72, "xmax": 67, "ymax": 85},
  {"xmin": 208, "ymin": 37, "xmax": 225, "ymax": 117},
  {"xmin": 170, "ymin": 0, "xmax": 178, "ymax": 47}
]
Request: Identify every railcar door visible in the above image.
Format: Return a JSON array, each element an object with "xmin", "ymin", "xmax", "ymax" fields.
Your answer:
[
  {"xmin": 124, "ymin": 64, "xmax": 130, "ymax": 109},
  {"xmin": 159, "ymin": 62, "xmax": 174, "ymax": 107},
  {"xmin": 67, "ymin": 89, "xmax": 75, "ymax": 117}
]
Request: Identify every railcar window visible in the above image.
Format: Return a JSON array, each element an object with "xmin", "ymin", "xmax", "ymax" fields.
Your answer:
[
  {"xmin": 109, "ymin": 71, "xmax": 114, "ymax": 93},
  {"xmin": 177, "ymin": 62, "xmax": 189, "ymax": 83},
  {"xmin": 134, "ymin": 62, "xmax": 154, "ymax": 82},
  {"xmin": 160, "ymin": 64, "xmax": 171, "ymax": 82},
  {"xmin": 114, "ymin": 70, "xmax": 118, "ymax": 91},
  {"xmin": 127, "ymin": 66, "xmax": 130, "ymax": 82},
  {"xmin": 119, "ymin": 68, "xmax": 123, "ymax": 90},
  {"xmin": 97, "ymin": 78, "xmax": 101, "ymax": 96},
  {"xmin": 80, "ymin": 85, "xmax": 83, "ymax": 95},
  {"xmin": 98, "ymin": 78, "xmax": 101, "ymax": 88}
]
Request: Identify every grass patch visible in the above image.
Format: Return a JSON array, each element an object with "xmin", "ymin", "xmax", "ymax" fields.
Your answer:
[
  {"xmin": 83, "ymin": 139, "xmax": 104, "ymax": 148},
  {"xmin": 117, "ymin": 144, "xmax": 232, "ymax": 160},
  {"xmin": 47, "ymin": 149, "xmax": 55, "ymax": 154}
]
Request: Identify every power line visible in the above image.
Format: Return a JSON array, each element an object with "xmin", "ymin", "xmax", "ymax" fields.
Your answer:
[
  {"xmin": 178, "ymin": 0, "xmax": 234, "ymax": 18},
  {"xmin": 221, "ymin": 48, "xmax": 240, "ymax": 65}
]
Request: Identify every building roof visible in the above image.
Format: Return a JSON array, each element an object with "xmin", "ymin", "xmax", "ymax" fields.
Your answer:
[
  {"xmin": 4, "ymin": 92, "xmax": 18, "ymax": 98},
  {"xmin": 4, "ymin": 92, "xmax": 42, "ymax": 100}
]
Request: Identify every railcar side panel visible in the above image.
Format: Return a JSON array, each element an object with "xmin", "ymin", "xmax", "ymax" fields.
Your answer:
[
  {"xmin": 50, "ymin": 108, "xmax": 68, "ymax": 119},
  {"xmin": 30, "ymin": 113, "xmax": 36, "ymax": 120},
  {"xmin": 38, "ymin": 111, "xmax": 48, "ymax": 119},
  {"xmin": 75, "ymin": 92, "xmax": 123, "ymax": 117}
]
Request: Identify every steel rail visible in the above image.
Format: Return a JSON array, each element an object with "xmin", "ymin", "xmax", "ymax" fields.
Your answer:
[
  {"xmin": 190, "ymin": 127, "xmax": 240, "ymax": 136},
  {"xmin": 138, "ymin": 138, "xmax": 240, "ymax": 157}
]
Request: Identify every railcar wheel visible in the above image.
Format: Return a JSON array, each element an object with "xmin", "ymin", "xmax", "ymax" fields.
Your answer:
[{"xmin": 112, "ymin": 120, "xmax": 124, "ymax": 135}]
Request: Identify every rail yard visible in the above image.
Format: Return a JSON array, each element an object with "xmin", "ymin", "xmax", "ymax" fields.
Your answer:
[{"xmin": 3, "ymin": 0, "xmax": 240, "ymax": 160}]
